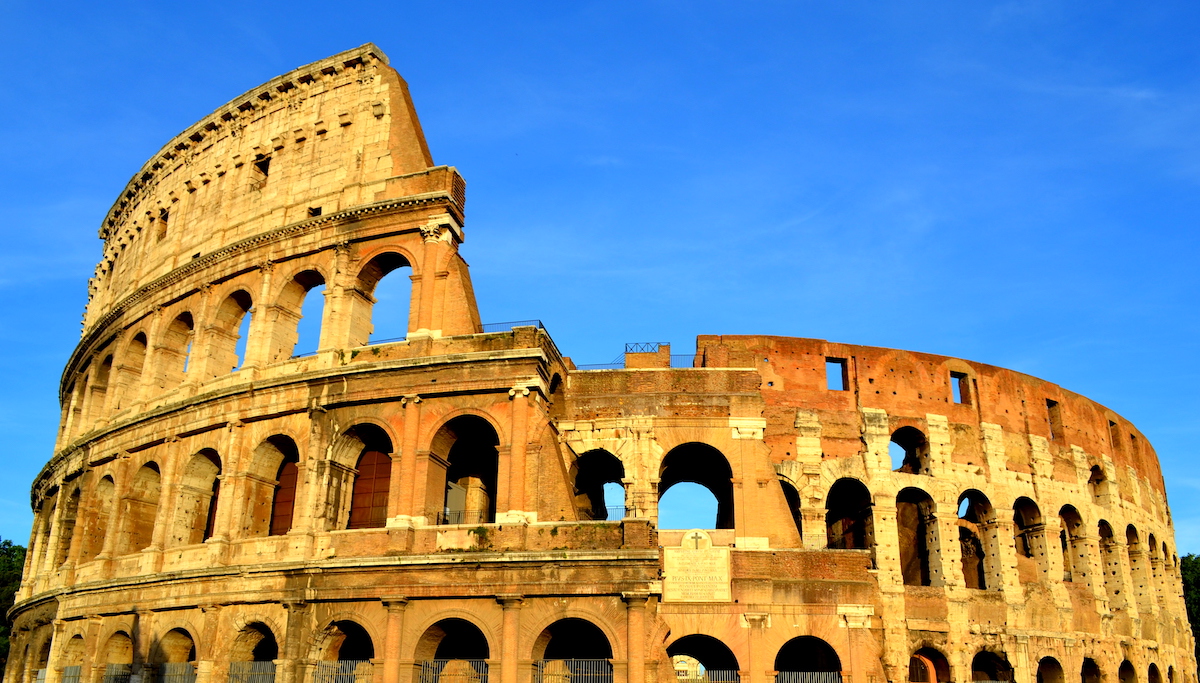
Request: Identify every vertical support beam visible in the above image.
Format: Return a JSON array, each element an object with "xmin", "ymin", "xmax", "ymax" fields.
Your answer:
[
  {"xmin": 279, "ymin": 601, "xmax": 310, "ymax": 683},
  {"xmin": 506, "ymin": 388, "xmax": 530, "ymax": 519},
  {"xmin": 394, "ymin": 396, "xmax": 422, "ymax": 522},
  {"xmin": 498, "ymin": 595, "xmax": 524, "ymax": 683},
  {"xmin": 623, "ymin": 593, "xmax": 648, "ymax": 683},
  {"xmin": 383, "ymin": 598, "xmax": 408, "ymax": 683},
  {"xmin": 744, "ymin": 612, "xmax": 769, "ymax": 683}
]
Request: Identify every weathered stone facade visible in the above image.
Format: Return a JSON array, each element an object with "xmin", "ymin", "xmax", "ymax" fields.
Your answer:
[{"xmin": 7, "ymin": 44, "xmax": 1195, "ymax": 683}]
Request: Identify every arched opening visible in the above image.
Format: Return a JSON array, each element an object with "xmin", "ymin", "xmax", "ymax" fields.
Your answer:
[
  {"xmin": 32, "ymin": 635, "xmax": 51, "ymax": 683},
  {"xmin": 415, "ymin": 618, "xmax": 490, "ymax": 683},
  {"xmin": 659, "ymin": 443, "xmax": 734, "ymax": 530},
  {"xmin": 896, "ymin": 487, "xmax": 939, "ymax": 586},
  {"xmin": 1097, "ymin": 521, "xmax": 1125, "ymax": 608},
  {"xmin": 102, "ymin": 631, "xmax": 135, "ymax": 683},
  {"xmin": 316, "ymin": 620, "xmax": 375, "ymax": 680},
  {"xmin": 170, "ymin": 450, "xmax": 222, "ymax": 546},
  {"xmin": 533, "ymin": 619, "xmax": 613, "ymax": 683},
  {"xmin": 229, "ymin": 622, "xmax": 279, "ymax": 682},
  {"xmin": 210, "ymin": 290, "xmax": 254, "ymax": 376},
  {"xmin": 61, "ymin": 635, "xmax": 86, "ymax": 683},
  {"xmin": 1126, "ymin": 526, "xmax": 1153, "ymax": 615},
  {"xmin": 87, "ymin": 355, "xmax": 114, "ymax": 426},
  {"xmin": 1059, "ymin": 505, "xmax": 1088, "ymax": 584},
  {"xmin": 573, "ymin": 450, "xmax": 626, "ymax": 521},
  {"xmin": 150, "ymin": 628, "xmax": 197, "ymax": 682},
  {"xmin": 429, "ymin": 416, "xmax": 500, "ymax": 525},
  {"xmin": 274, "ymin": 269, "xmax": 327, "ymax": 360},
  {"xmin": 1088, "ymin": 466, "xmax": 1109, "ymax": 503},
  {"xmin": 54, "ymin": 487, "xmax": 81, "ymax": 566},
  {"xmin": 826, "ymin": 478, "xmax": 873, "ymax": 551},
  {"xmin": 1081, "ymin": 659, "xmax": 1102, "ymax": 683},
  {"xmin": 1149, "ymin": 665, "xmax": 1162, "ymax": 683},
  {"xmin": 1119, "ymin": 661, "xmax": 1137, "ymax": 683},
  {"xmin": 242, "ymin": 436, "xmax": 301, "ymax": 538},
  {"xmin": 957, "ymin": 490, "xmax": 994, "ymax": 590},
  {"xmin": 345, "ymin": 425, "xmax": 394, "ymax": 530},
  {"xmin": 890, "ymin": 427, "xmax": 929, "ymax": 474},
  {"xmin": 1038, "ymin": 658, "xmax": 1066, "ymax": 683},
  {"xmin": 775, "ymin": 636, "xmax": 842, "ymax": 683},
  {"xmin": 667, "ymin": 634, "xmax": 740, "ymax": 683},
  {"xmin": 908, "ymin": 649, "xmax": 950, "ymax": 683},
  {"xmin": 1012, "ymin": 497, "xmax": 1048, "ymax": 583},
  {"xmin": 971, "ymin": 651, "xmax": 1013, "ymax": 683},
  {"xmin": 159, "ymin": 313, "xmax": 195, "ymax": 388},
  {"xmin": 355, "ymin": 252, "xmax": 413, "ymax": 346},
  {"xmin": 81, "ymin": 476, "xmax": 115, "ymax": 561},
  {"xmin": 779, "ymin": 479, "xmax": 804, "ymax": 540},
  {"xmin": 118, "ymin": 463, "xmax": 161, "ymax": 554},
  {"xmin": 1147, "ymin": 534, "xmax": 1163, "ymax": 603},
  {"xmin": 114, "ymin": 333, "xmax": 148, "ymax": 410}
]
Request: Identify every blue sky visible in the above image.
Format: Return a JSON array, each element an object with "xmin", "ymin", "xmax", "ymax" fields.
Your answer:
[{"xmin": 1, "ymin": 2, "xmax": 1198, "ymax": 550}]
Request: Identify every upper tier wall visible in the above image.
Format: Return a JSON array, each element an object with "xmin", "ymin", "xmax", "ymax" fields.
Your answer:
[
  {"xmin": 84, "ymin": 43, "xmax": 451, "ymax": 332},
  {"xmin": 696, "ymin": 335, "xmax": 1166, "ymax": 499}
]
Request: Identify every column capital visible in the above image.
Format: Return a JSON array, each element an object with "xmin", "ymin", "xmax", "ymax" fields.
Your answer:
[
  {"xmin": 382, "ymin": 596, "xmax": 409, "ymax": 611},
  {"xmin": 621, "ymin": 592, "xmax": 650, "ymax": 608},
  {"xmin": 496, "ymin": 594, "xmax": 524, "ymax": 609}
]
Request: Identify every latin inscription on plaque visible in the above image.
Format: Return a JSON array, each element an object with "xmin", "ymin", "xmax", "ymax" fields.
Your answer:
[{"xmin": 663, "ymin": 530, "xmax": 731, "ymax": 602}]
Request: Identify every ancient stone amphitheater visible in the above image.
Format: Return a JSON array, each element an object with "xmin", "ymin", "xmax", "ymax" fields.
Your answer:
[{"xmin": 7, "ymin": 44, "xmax": 1194, "ymax": 683}]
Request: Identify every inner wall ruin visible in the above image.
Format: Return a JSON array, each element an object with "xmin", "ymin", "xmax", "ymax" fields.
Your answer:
[{"xmin": 8, "ymin": 44, "xmax": 1194, "ymax": 683}]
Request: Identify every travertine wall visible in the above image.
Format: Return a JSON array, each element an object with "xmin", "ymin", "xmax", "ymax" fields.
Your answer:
[{"xmin": 7, "ymin": 44, "xmax": 1193, "ymax": 683}]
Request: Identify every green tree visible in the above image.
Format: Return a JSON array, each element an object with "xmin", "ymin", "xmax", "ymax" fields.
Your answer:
[
  {"xmin": 1181, "ymin": 554, "xmax": 1200, "ymax": 662},
  {"xmin": 0, "ymin": 538, "xmax": 26, "ymax": 680}
]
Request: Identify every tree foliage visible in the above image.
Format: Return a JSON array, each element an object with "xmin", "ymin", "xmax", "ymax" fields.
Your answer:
[
  {"xmin": 1181, "ymin": 554, "xmax": 1200, "ymax": 662},
  {"xmin": 0, "ymin": 538, "xmax": 26, "ymax": 680}
]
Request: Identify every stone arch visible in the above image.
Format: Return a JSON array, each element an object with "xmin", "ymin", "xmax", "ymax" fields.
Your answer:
[
  {"xmin": 775, "ymin": 636, "xmax": 842, "ymax": 680},
  {"xmin": 352, "ymin": 250, "xmax": 416, "ymax": 346},
  {"xmin": 532, "ymin": 617, "xmax": 614, "ymax": 660},
  {"xmin": 896, "ymin": 486, "xmax": 940, "ymax": 586},
  {"xmin": 971, "ymin": 650, "xmax": 1014, "ymax": 682},
  {"xmin": 1149, "ymin": 664, "xmax": 1162, "ymax": 683},
  {"xmin": 890, "ymin": 426, "xmax": 930, "ymax": 474},
  {"xmin": 778, "ymin": 477, "xmax": 804, "ymax": 541},
  {"xmin": 243, "ymin": 435, "xmax": 302, "ymax": 538},
  {"xmin": 207, "ymin": 289, "xmax": 254, "ymax": 376},
  {"xmin": 1081, "ymin": 658, "xmax": 1102, "ymax": 683},
  {"xmin": 1013, "ymin": 497, "xmax": 1048, "ymax": 583},
  {"xmin": 101, "ymin": 630, "xmax": 135, "ymax": 665},
  {"xmin": 80, "ymin": 474, "xmax": 116, "ymax": 561},
  {"xmin": 427, "ymin": 414, "xmax": 501, "ymax": 525},
  {"xmin": 230, "ymin": 621, "xmax": 280, "ymax": 662},
  {"xmin": 1097, "ymin": 520, "xmax": 1125, "ymax": 609},
  {"xmin": 271, "ymin": 267, "xmax": 328, "ymax": 361},
  {"xmin": 113, "ymin": 331, "xmax": 148, "ymax": 410},
  {"xmin": 908, "ymin": 648, "xmax": 950, "ymax": 683},
  {"xmin": 667, "ymin": 634, "xmax": 740, "ymax": 681},
  {"xmin": 1038, "ymin": 657, "xmax": 1067, "ymax": 683},
  {"xmin": 60, "ymin": 634, "xmax": 86, "ymax": 669},
  {"xmin": 572, "ymin": 449, "xmax": 625, "ymax": 521},
  {"xmin": 1088, "ymin": 465, "xmax": 1110, "ymax": 503},
  {"xmin": 169, "ymin": 449, "xmax": 222, "ymax": 546},
  {"xmin": 826, "ymin": 477, "xmax": 873, "ymax": 551},
  {"xmin": 158, "ymin": 312, "xmax": 195, "ymax": 388},
  {"xmin": 1126, "ymin": 525, "xmax": 1153, "ymax": 614},
  {"xmin": 414, "ymin": 617, "xmax": 491, "ymax": 661},
  {"xmin": 658, "ymin": 443, "xmax": 735, "ymax": 530},
  {"xmin": 117, "ymin": 462, "xmax": 161, "ymax": 554},
  {"xmin": 149, "ymin": 627, "xmax": 197, "ymax": 664},
  {"xmin": 314, "ymin": 618, "xmax": 377, "ymax": 662},
  {"xmin": 1119, "ymin": 661, "xmax": 1137, "ymax": 683},
  {"xmin": 957, "ymin": 490, "xmax": 996, "ymax": 590},
  {"xmin": 86, "ymin": 354, "xmax": 114, "ymax": 427},
  {"xmin": 1059, "ymin": 505, "xmax": 1089, "ymax": 585},
  {"xmin": 53, "ymin": 486, "xmax": 81, "ymax": 567},
  {"xmin": 334, "ymin": 423, "xmax": 395, "ymax": 530}
]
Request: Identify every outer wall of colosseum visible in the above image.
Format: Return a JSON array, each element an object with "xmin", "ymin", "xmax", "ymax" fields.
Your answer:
[{"xmin": 6, "ymin": 44, "xmax": 1194, "ymax": 683}]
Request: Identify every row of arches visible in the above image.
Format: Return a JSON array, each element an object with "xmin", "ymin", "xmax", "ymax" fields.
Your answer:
[{"xmin": 61, "ymin": 251, "xmax": 416, "ymax": 445}]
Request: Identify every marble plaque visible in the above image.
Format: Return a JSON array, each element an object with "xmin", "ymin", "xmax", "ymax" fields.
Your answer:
[{"xmin": 663, "ymin": 530, "xmax": 732, "ymax": 602}]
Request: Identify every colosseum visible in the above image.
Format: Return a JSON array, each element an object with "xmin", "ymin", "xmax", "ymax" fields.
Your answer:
[{"xmin": 6, "ymin": 43, "xmax": 1195, "ymax": 683}]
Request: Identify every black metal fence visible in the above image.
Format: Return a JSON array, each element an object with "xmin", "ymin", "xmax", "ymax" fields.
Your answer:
[
  {"xmin": 675, "ymin": 671, "xmax": 740, "ymax": 683},
  {"xmin": 437, "ymin": 509, "xmax": 492, "ymax": 525},
  {"xmin": 156, "ymin": 663, "xmax": 197, "ymax": 683},
  {"xmin": 417, "ymin": 659, "xmax": 490, "ymax": 683},
  {"xmin": 775, "ymin": 673, "xmax": 842, "ymax": 683},
  {"xmin": 61, "ymin": 667, "xmax": 82, "ymax": 683},
  {"xmin": 229, "ymin": 661, "xmax": 277, "ymax": 683},
  {"xmin": 102, "ymin": 664, "xmax": 132, "ymax": 683},
  {"xmin": 534, "ymin": 659, "xmax": 614, "ymax": 683},
  {"xmin": 312, "ymin": 660, "xmax": 373, "ymax": 683}
]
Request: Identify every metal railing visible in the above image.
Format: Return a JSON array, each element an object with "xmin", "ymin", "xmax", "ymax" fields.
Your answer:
[
  {"xmin": 61, "ymin": 667, "xmax": 82, "ymax": 683},
  {"xmin": 312, "ymin": 660, "xmax": 373, "ymax": 683},
  {"xmin": 418, "ymin": 659, "xmax": 490, "ymax": 683},
  {"xmin": 437, "ymin": 509, "xmax": 492, "ymax": 525},
  {"xmin": 670, "ymin": 355, "xmax": 698, "ymax": 368},
  {"xmin": 578, "ymin": 506, "xmax": 631, "ymax": 521},
  {"xmin": 229, "ymin": 661, "xmax": 277, "ymax": 683},
  {"xmin": 534, "ymin": 659, "xmax": 613, "ymax": 683},
  {"xmin": 481, "ymin": 320, "xmax": 544, "ymax": 333},
  {"xmin": 676, "ymin": 671, "xmax": 740, "ymax": 683},
  {"xmin": 102, "ymin": 664, "xmax": 132, "ymax": 683},
  {"xmin": 156, "ymin": 663, "xmax": 197, "ymax": 683},
  {"xmin": 574, "ymin": 361, "xmax": 625, "ymax": 370},
  {"xmin": 35, "ymin": 670, "xmax": 46, "ymax": 683},
  {"xmin": 775, "ymin": 673, "xmax": 842, "ymax": 683},
  {"xmin": 575, "ymin": 353, "xmax": 699, "ymax": 370},
  {"xmin": 625, "ymin": 342, "xmax": 666, "ymax": 353}
]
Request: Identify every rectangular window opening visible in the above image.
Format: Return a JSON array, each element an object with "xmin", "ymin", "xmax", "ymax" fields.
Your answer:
[
  {"xmin": 1108, "ymin": 420, "xmax": 1121, "ymax": 452},
  {"xmin": 308, "ymin": 206, "xmax": 322, "ymax": 217},
  {"xmin": 253, "ymin": 155, "xmax": 271, "ymax": 177},
  {"xmin": 1047, "ymin": 399, "xmax": 1064, "ymax": 441},
  {"xmin": 826, "ymin": 358, "xmax": 848, "ymax": 391},
  {"xmin": 951, "ymin": 371, "xmax": 970, "ymax": 404},
  {"xmin": 155, "ymin": 210, "xmax": 169, "ymax": 242}
]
